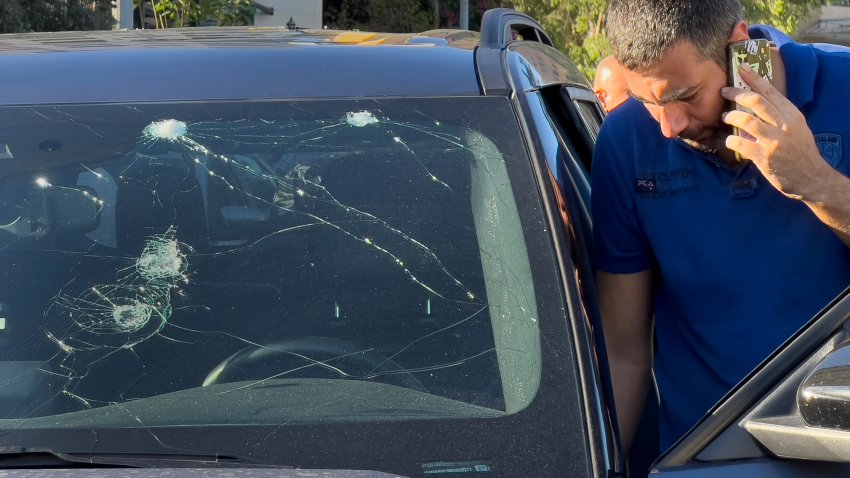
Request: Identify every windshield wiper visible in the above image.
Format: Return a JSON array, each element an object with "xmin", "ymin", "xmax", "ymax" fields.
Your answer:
[{"xmin": 0, "ymin": 446, "xmax": 287, "ymax": 469}]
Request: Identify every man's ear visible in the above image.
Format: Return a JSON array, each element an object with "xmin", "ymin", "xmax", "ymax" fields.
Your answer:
[
  {"xmin": 728, "ymin": 21, "xmax": 750, "ymax": 43},
  {"xmin": 595, "ymin": 89, "xmax": 607, "ymax": 110}
]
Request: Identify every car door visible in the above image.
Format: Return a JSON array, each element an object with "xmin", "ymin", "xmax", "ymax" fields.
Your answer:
[
  {"xmin": 652, "ymin": 287, "xmax": 850, "ymax": 477},
  {"xmin": 503, "ymin": 41, "xmax": 626, "ymax": 478}
]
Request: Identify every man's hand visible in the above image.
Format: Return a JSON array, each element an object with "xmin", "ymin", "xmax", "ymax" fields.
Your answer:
[
  {"xmin": 722, "ymin": 62, "xmax": 850, "ymax": 246},
  {"xmin": 721, "ymin": 63, "xmax": 831, "ymax": 201}
]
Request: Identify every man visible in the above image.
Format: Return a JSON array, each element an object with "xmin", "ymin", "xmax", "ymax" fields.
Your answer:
[
  {"xmin": 594, "ymin": 55, "xmax": 630, "ymax": 112},
  {"xmin": 593, "ymin": 0, "xmax": 850, "ymax": 454}
]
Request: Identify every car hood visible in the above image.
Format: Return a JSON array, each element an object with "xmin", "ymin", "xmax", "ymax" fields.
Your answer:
[{"xmin": 3, "ymin": 469, "xmax": 408, "ymax": 478}]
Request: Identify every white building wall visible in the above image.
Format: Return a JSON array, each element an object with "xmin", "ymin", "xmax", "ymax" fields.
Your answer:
[{"xmin": 254, "ymin": 0, "xmax": 322, "ymax": 29}]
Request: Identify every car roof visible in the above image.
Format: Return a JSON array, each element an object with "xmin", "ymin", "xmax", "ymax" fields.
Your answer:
[{"xmin": 0, "ymin": 27, "xmax": 484, "ymax": 105}]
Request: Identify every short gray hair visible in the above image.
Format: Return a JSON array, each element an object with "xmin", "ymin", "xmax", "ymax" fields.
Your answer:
[{"xmin": 606, "ymin": 0, "xmax": 744, "ymax": 70}]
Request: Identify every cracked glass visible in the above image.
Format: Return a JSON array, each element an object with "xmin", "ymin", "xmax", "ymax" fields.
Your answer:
[{"xmin": 0, "ymin": 98, "xmax": 546, "ymax": 436}]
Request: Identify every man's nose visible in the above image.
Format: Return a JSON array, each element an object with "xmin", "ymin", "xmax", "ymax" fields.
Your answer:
[{"xmin": 658, "ymin": 104, "xmax": 689, "ymax": 139}]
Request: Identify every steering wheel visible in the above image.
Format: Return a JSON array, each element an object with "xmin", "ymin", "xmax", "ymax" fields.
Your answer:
[{"xmin": 203, "ymin": 336, "xmax": 428, "ymax": 393}]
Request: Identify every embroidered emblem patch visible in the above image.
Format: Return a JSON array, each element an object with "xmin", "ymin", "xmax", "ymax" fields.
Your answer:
[
  {"xmin": 634, "ymin": 168, "xmax": 698, "ymax": 198},
  {"xmin": 635, "ymin": 178, "xmax": 656, "ymax": 193},
  {"xmin": 815, "ymin": 133, "xmax": 842, "ymax": 167}
]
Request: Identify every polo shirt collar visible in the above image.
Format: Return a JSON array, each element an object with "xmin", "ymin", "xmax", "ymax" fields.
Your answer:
[{"xmin": 749, "ymin": 25, "xmax": 818, "ymax": 109}]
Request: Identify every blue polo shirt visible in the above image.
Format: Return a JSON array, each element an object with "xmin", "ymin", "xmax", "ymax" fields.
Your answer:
[{"xmin": 592, "ymin": 27, "xmax": 850, "ymax": 450}]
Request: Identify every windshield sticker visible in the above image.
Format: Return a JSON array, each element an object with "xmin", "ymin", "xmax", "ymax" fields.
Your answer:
[{"xmin": 421, "ymin": 461, "xmax": 493, "ymax": 474}]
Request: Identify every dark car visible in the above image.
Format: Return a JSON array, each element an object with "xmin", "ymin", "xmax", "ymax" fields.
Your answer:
[{"xmin": 1, "ymin": 8, "xmax": 850, "ymax": 478}]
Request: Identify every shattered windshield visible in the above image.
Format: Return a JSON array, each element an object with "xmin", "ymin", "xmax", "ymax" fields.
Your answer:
[{"xmin": 0, "ymin": 98, "xmax": 545, "ymax": 430}]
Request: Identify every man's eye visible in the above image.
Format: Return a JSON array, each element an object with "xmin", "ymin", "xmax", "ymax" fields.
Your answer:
[{"xmin": 679, "ymin": 94, "xmax": 697, "ymax": 103}]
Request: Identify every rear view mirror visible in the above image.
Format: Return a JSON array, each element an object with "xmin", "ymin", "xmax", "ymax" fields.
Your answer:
[
  {"xmin": 46, "ymin": 186, "xmax": 101, "ymax": 233},
  {"xmin": 0, "ymin": 177, "xmax": 101, "ymax": 237}
]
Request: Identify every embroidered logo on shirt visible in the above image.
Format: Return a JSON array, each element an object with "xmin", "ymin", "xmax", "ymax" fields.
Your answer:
[
  {"xmin": 815, "ymin": 133, "xmax": 842, "ymax": 167},
  {"xmin": 635, "ymin": 178, "xmax": 656, "ymax": 193},
  {"xmin": 635, "ymin": 168, "xmax": 698, "ymax": 199}
]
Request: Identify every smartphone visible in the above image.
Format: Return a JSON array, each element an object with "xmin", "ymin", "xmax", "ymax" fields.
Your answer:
[{"xmin": 727, "ymin": 39, "xmax": 773, "ymax": 160}]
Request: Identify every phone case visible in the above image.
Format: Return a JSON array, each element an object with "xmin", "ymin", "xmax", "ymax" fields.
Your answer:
[
  {"xmin": 728, "ymin": 39, "xmax": 773, "ymax": 160},
  {"xmin": 729, "ymin": 39, "xmax": 773, "ymax": 89}
]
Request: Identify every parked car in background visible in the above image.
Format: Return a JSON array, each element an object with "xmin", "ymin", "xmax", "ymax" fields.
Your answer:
[{"xmin": 1, "ymin": 9, "xmax": 850, "ymax": 478}]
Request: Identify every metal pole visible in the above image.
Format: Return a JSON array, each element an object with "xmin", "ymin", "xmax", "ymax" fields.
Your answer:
[
  {"xmin": 119, "ymin": 0, "xmax": 133, "ymax": 29},
  {"xmin": 460, "ymin": 0, "xmax": 469, "ymax": 30}
]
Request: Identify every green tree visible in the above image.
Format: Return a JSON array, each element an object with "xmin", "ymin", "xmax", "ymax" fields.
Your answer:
[
  {"xmin": 435, "ymin": 0, "xmax": 504, "ymax": 29},
  {"xmin": 323, "ymin": 0, "xmax": 371, "ymax": 29},
  {"xmin": 505, "ymin": 0, "xmax": 831, "ymax": 79},
  {"xmin": 0, "ymin": 0, "xmax": 116, "ymax": 33},
  {"xmin": 367, "ymin": 0, "xmax": 432, "ymax": 32},
  {"xmin": 322, "ymin": 0, "xmax": 499, "ymax": 32},
  {"xmin": 743, "ymin": 0, "xmax": 828, "ymax": 33},
  {"xmin": 180, "ymin": 0, "xmax": 254, "ymax": 26},
  {"xmin": 135, "ymin": 0, "xmax": 254, "ymax": 28},
  {"xmin": 0, "ymin": 1, "xmax": 27, "ymax": 33},
  {"xmin": 503, "ymin": 0, "xmax": 607, "ymax": 78}
]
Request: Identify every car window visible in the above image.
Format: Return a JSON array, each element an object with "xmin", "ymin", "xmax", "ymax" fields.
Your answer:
[
  {"xmin": 0, "ymin": 97, "xmax": 543, "ymax": 417},
  {"xmin": 563, "ymin": 87, "xmax": 604, "ymax": 145},
  {"xmin": 0, "ymin": 97, "xmax": 591, "ymax": 476}
]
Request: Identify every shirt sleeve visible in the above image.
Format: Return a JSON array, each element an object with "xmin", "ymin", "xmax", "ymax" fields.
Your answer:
[{"xmin": 591, "ymin": 117, "xmax": 654, "ymax": 274}]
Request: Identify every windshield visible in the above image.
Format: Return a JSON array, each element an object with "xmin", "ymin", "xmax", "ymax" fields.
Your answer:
[{"xmin": 0, "ymin": 97, "xmax": 585, "ymax": 476}]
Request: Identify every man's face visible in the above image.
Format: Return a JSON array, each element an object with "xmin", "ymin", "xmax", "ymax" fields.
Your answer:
[{"xmin": 623, "ymin": 40, "xmax": 731, "ymax": 154}]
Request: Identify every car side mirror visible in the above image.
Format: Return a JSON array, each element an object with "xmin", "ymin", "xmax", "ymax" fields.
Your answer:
[{"xmin": 798, "ymin": 339, "xmax": 850, "ymax": 430}]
